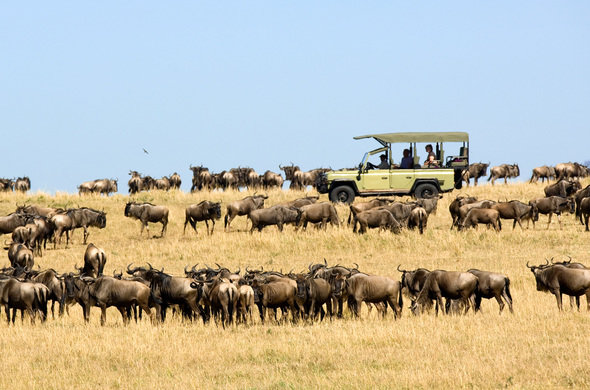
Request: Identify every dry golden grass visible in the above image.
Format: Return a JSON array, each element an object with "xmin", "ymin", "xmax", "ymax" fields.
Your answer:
[{"xmin": 1, "ymin": 181, "xmax": 590, "ymax": 389}]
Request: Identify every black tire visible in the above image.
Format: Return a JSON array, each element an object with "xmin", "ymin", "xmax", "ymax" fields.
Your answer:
[
  {"xmin": 414, "ymin": 183, "xmax": 439, "ymax": 199},
  {"xmin": 330, "ymin": 185, "xmax": 355, "ymax": 204}
]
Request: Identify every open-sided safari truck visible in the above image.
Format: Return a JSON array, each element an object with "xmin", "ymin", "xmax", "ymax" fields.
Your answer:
[{"xmin": 316, "ymin": 132, "xmax": 469, "ymax": 203}]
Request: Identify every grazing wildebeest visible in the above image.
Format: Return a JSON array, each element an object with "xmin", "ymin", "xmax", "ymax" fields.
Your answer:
[
  {"xmin": 67, "ymin": 208, "xmax": 107, "ymax": 244},
  {"xmin": 14, "ymin": 177, "xmax": 31, "ymax": 192},
  {"xmin": 6, "ymin": 242, "xmax": 34, "ymax": 270},
  {"xmin": 262, "ymin": 170, "xmax": 284, "ymax": 190},
  {"xmin": 487, "ymin": 164, "xmax": 520, "ymax": 185},
  {"xmin": 281, "ymin": 195, "xmax": 319, "ymax": 208},
  {"xmin": 529, "ymin": 196, "xmax": 575, "ymax": 229},
  {"xmin": 377, "ymin": 202, "xmax": 419, "ymax": 228},
  {"xmin": 76, "ymin": 276, "xmax": 156, "ymax": 325},
  {"xmin": 0, "ymin": 213, "xmax": 28, "ymax": 235},
  {"xmin": 82, "ymin": 243, "xmax": 106, "ymax": 277},
  {"xmin": 544, "ymin": 179, "xmax": 581, "ymax": 198},
  {"xmin": 530, "ymin": 166, "xmax": 556, "ymax": 183},
  {"xmin": 224, "ymin": 194, "xmax": 267, "ymax": 232},
  {"xmin": 348, "ymin": 198, "xmax": 391, "ymax": 228},
  {"xmin": 580, "ymin": 197, "xmax": 590, "ymax": 232},
  {"xmin": 248, "ymin": 205, "xmax": 301, "ymax": 233},
  {"xmin": 124, "ymin": 202, "xmax": 169, "ymax": 237},
  {"xmin": 397, "ymin": 266, "xmax": 431, "ymax": 299},
  {"xmin": 462, "ymin": 163, "xmax": 489, "ymax": 186},
  {"xmin": 0, "ymin": 277, "xmax": 48, "ymax": 324},
  {"xmin": 407, "ymin": 207, "xmax": 428, "ymax": 234},
  {"xmin": 184, "ymin": 201, "xmax": 222, "ymax": 235},
  {"xmin": 169, "ymin": 172, "xmax": 181, "ymax": 190},
  {"xmin": 411, "ymin": 270, "xmax": 479, "ymax": 315},
  {"xmin": 355, "ymin": 209, "xmax": 401, "ymax": 234},
  {"xmin": 458, "ymin": 208, "xmax": 501, "ymax": 231},
  {"xmin": 527, "ymin": 261, "xmax": 590, "ymax": 311},
  {"xmin": 491, "ymin": 200, "xmax": 539, "ymax": 230},
  {"xmin": 346, "ymin": 274, "xmax": 403, "ymax": 319},
  {"xmin": 296, "ymin": 202, "xmax": 339, "ymax": 231},
  {"xmin": 455, "ymin": 200, "xmax": 496, "ymax": 228},
  {"xmin": 416, "ymin": 195, "xmax": 440, "ymax": 216},
  {"xmin": 574, "ymin": 185, "xmax": 590, "ymax": 224},
  {"xmin": 467, "ymin": 269, "xmax": 513, "ymax": 313},
  {"xmin": 449, "ymin": 195, "xmax": 478, "ymax": 230},
  {"xmin": 250, "ymin": 278, "xmax": 298, "ymax": 324}
]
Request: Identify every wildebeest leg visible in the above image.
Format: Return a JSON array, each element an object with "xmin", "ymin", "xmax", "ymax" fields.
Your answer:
[
  {"xmin": 557, "ymin": 213, "xmax": 562, "ymax": 230},
  {"xmin": 494, "ymin": 295, "xmax": 505, "ymax": 314},
  {"xmin": 117, "ymin": 307, "xmax": 128, "ymax": 325},
  {"xmin": 547, "ymin": 214, "xmax": 552, "ymax": 230},
  {"xmin": 100, "ymin": 305, "xmax": 107, "ymax": 326},
  {"xmin": 65, "ymin": 230, "xmax": 70, "ymax": 247},
  {"xmin": 585, "ymin": 214, "xmax": 590, "ymax": 231},
  {"xmin": 204, "ymin": 220, "xmax": 209, "ymax": 235},
  {"xmin": 501, "ymin": 289, "xmax": 513, "ymax": 313},
  {"xmin": 83, "ymin": 227, "xmax": 89, "ymax": 244},
  {"xmin": 553, "ymin": 290, "xmax": 563, "ymax": 311}
]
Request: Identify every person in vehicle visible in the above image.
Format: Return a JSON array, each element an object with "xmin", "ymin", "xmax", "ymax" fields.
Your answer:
[
  {"xmin": 424, "ymin": 144, "xmax": 436, "ymax": 164},
  {"xmin": 423, "ymin": 154, "xmax": 439, "ymax": 168},
  {"xmin": 367, "ymin": 154, "xmax": 389, "ymax": 170},
  {"xmin": 400, "ymin": 149, "xmax": 413, "ymax": 169}
]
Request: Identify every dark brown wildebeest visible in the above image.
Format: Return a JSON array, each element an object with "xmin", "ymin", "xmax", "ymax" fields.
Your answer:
[
  {"xmin": 75, "ymin": 276, "xmax": 156, "ymax": 325},
  {"xmin": 0, "ymin": 178, "xmax": 14, "ymax": 192},
  {"xmin": 550, "ymin": 257, "xmax": 587, "ymax": 310},
  {"xmin": 466, "ymin": 269, "xmax": 513, "ymax": 313},
  {"xmin": 295, "ymin": 274, "xmax": 333, "ymax": 321},
  {"xmin": 580, "ymin": 197, "xmax": 590, "ymax": 232},
  {"xmin": 527, "ymin": 261, "xmax": 590, "ymax": 311},
  {"xmin": 248, "ymin": 205, "xmax": 301, "ymax": 233},
  {"xmin": 296, "ymin": 202, "xmax": 339, "ymax": 231},
  {"xmin": 128, "ymin": 171, "xmax": 143, "ymax": 194},
  {"xmin": 92, "ymin": 178, "xmax": 118, "ymax": 195},
  {"xmin": 251, "ymin": 278, "xmax": 297, "ymax": 324},
  {"xmin": 67, "ymin": 207, "xmax": 107, "ymax": 244},
  {"xmin": 14, "ymin": 177, "xmax": 30, "ymax": 192},
  {"xmin": 574, "ymin": 185, "xmax": 590, "ymax": 224},
  {"xmin": 82, "ymin": 243, "xmax": 106, "ymax": 277},
  {"xmin": 0, "ymin": 277, "xmax": 48, "ymax": 324},
  {"xmin": 0, "ymin": 213, "xmax": 28, "ymax": 235},
  {"xmin": 50, "ymin": 211, "xmax": 74, "ymax": 248},
  {"xmin": 410, "ymin": 270, "xmax": 479, "ymax": 315},
  {"xmin": 6, "ymin": 242, "xmax": 34, "ymax": 270},
  {"xmin": 529, "ymin": 196, "xmax": 575, "ymax": 230},
  {"xmin": 192, "ymin": 277, "xmax": 238, "ymax": 327},
  {"xmin": 262, "ymin": 170, "xmax": 284, "ymax": 190},
  {"xmin": 555, "ymin": 162, "xmax": 590, "ymax": 180},
  {"xmin": 184, "ymin": 201, "xmax": 222, "ymax": 235},
  {"xmin": 544, "ymin": 179, "xmax": 581, "ymax": 198},
  {"xmin": 348, "ymin": 198, "xmax": 391, "ymax": 228},
  {"xmin": 346, "ymin": 273, "xmax": 403, "ymax": 319},
  {"xmin": 397, "ymin": 266, "xmax": 431, "ymax": 299},
  {"xmin": 458, "ymin": 208, "xmax": 501, "ymax": 231},
  {"xmin": 455, "ymin": 200, "xmax": 496, "ymax": 228},
  {"xmin": 355, "ymin": 209, "xmax": 402, "ymax": 234},
  {"xmin": 154, "ymin": 176, "xmax": 171, "ymax": 191},
  {"xmin": 487, "ymin": 163, "xmax": 520, "ymax": 185},
  {"xmin": 169, "ymin": 172, "xmax": 181, "ymax": 190},
  {"xmin": 26, "ymin": 268, "xmax": 66, "ymax": 318},
  {"xmin": 449, "ymin": 195, "xmax": 478, "ymax": 229},
  {"xmin": 491, "ymin": 200, "xmax": 539, "ymax": 230},
  {"xmin": 124, "ymin": 202, "xmax": 169, "ymax": 237},
  {"xmin": 416, "ymin": 195, "xmax": 440, "ymax": 215},
  {"xmin": 224, "ymin": 194, "xmax": 268, "ymax": 232},
  {"xmin": 462, "ymin": 162, "xmax": 489, "ymax": 186},
  {"xmin": 377, "ymin": 202, "xmax": 419, "ymax": 228},
  {"xmin": 407, "ymin": 207, "xmax": 428, "ymax": 234},
  {"xmin": 530, "ymin": 166, "xmax": 556, "ymax": 183},
  {"xmin": 141, "ymin": 175, "xmax": 155, "ymax": 191}
]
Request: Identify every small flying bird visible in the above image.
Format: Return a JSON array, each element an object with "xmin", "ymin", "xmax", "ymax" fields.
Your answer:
[{"xmin": 143, "ymin": 148, "xmax": 149, "ymax": 155}]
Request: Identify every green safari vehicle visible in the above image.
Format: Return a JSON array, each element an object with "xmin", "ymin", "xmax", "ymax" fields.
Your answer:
[{"xmin": 316, "ymin": 132, "xmax": 469, "ymax": 203}]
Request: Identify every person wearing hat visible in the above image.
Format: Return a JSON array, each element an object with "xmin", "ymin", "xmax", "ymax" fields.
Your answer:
[{"xmin": 368, "ymin": 154, "xmax": 389, "ymax": 170}]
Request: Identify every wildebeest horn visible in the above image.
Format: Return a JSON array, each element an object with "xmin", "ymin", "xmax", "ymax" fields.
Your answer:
[
  {"xmin": 234, "ymin": 267, "xmax": 240, "ymax": 275},
  {"xmin": 397, "ymin": 264, "xmax": 407, "ymax": 273},
  {"xmin": 205, "ymin": 264, "xmax": 213, "ymax": 270},
  {"xmin": 324, "ymin": 258, "xmax": 328, "ymax": 266},
  {"xmin": 215, "ymin": 263, "xmax": 222, "ymax": 270},
  {"xmin": 279, "ymin": 163, "xmax": 283, "ymax": 169},
  {"xmin": 308, "ymin": 263, "xmax": 312, "ymax": 272},
  {"xmin": 353, "ymin": 263, "xmax": 359, "ymax": 270},
  {"xmin": 565, "ymin": 255, "xmax": 572, "ymax": 263},
  {"xmin": 192, "ymin": 264, "xmax": 198, "ymax": 273},
  {"xmin": 246, "ymin": 266, "xmax": 251, "ymax": 272},
  {"xmin": 526, "ymin": 261, "xmax": 534, "ymax": 269},
  {"xmin": 147, "ymin": 262, "xmax": 153, "ymax": 270},
  {"xmin": 184, "ymin": 265, "xmax": 190, "ymax": 274}
]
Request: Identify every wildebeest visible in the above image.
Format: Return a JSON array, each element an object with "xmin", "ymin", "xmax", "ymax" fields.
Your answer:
[
  {"xmin": 355, "ymin": 209, "xmax": 401, "ymax": 234},
  {"xmin": 407, "ymin": 207, "xmax": 428, "ymax": 234},
  {"xmin": 346, "ymin": 274, "xmax": 403, "ymax": 319},
  {"xmin": 124, "ymin": 202, "xmax": 169, "ymax": 237},
  {"xmin": 6, "ymin": 242, "xmax": 34, "ymax": 270},
  {"xmin": 248, "ymin": 205, "xmax": 301, "ymax": 233},
  {"xmin": 458, "ymin": 208, "xmax": 501, "ymax": 231},
  {"xmin": 251, "ymin": 278, "xmax": 297, "ymax": 324},
  {"xmin": 262, "ymin": 170, "xmax": 284, "ymax": 190},
  {"xmin": 15, "ymin": 204, "xmax": 61, "ymax": 218},
  {"xmin": 189, "ymin": 166, "xmax": 213, "ymax": 192},
  {"xmin": 462, "ymin": 162, "xmax": 489, "ymax": 186},
  {"xmin": 281, "ymin": 195, "xmax": 319, "ymax": 209},
  {"xmin": 527, "ymin": 261, "xmax": 590, "ymax": 311},
  {"xmin": 467, "ymin": 269, "xmax": 513, "ymax": 313},
  {"xmin": 0, "ymin": 178, "xmax": 14, "ymax": 192},
  {"xmin": 455, "ymin": 200, "xmax": 496, "ymax": 228},
  {"xmin": 154, "ymin": 176, "xmax": 171, "ymax": 191},
  {"xmin": 184, "ymin": 201, "xmax": 222, "ymax": 235},
  {"xmin": 449, "ymin": 195, "xmax": 478, "ymax": 230},
  {"xmin": 487, "ymin": 164, "xmax": 520, "ymax": 185},
  {"xmin": 491, "ymin": 200, "xmax": 539, "ymax": 230},
  {"xmin": 411, "ymin": 270, "xmax": 479, "ymax": 315},
  {"xmin": 348, "ymin": 198, "xmax": 391, "ymax": 228},
  {"xmin": 529, "ymin": 196, "xmax": 575, "ymax": 229},
  {"xmin": 169, "ymin": 173, "xmax": 181, "ymax": 190},
  {"xmin": 397, "ymin": 266, "xmax": 431, "ymax": 299},
  {"xmin": 67, "ymin": 207, "xmax": 107, "ymax": 244},
  {"xmin": 574, "ymin": 185, "xmax": 590, "ymax": 224},
  {"xmin": 26, "ymin": 268, "xmax": 66, "ymax": 318},
  {"xmin": 0, "ymin": 213, "xmax": 28, "ymax": 235},
  {"xmin": 555, "ymin": 162, "xmax": 590, "ymax": 180},
  {"xmin": 296, "ymin": 202, "xmax": 339, "ymax": 231},
  {"xmin": 14, "ymin": 177, "xmax": 31, "ymax": 192},
  {"xmin": 530, "ymin": 166, "xmax": 556, "ymax": 183},
  {"xmin": 224, "ymin": 194, "xmax": 267, "ymax": 232},
  {"xmin": 193, "ymin": 277, "xmax": 238, "ymax": 327},
  {"xmin": 236, "ymin": 280, "xmax": 255, "ymax": 324},
  {"xmin": 93, "ymin": 179, "xmax": 118, "ymax": 195},
  {"xmin": 544, "ymin": 179, "xmax": 581, "ymax": 198},
  {"xmin": 81, "ymin": 243, "xmax": 106, "ymax": 277},
  {"xmin": 0, "ymin": 277, "xmax": 48, "ymax": 324},
  {"xmin": 416, "ymin": 195, "xmax": 440, "ymax": 216},
  {"xmin": 580, "ymin": 197, "xmax": 590, "ymax": 232},
  {"xmin": 128, "ymin": 171, "xmax": 143, "ymax": 194}
]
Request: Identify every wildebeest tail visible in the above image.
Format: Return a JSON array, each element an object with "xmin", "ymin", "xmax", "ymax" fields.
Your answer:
[
  {"xmin": 418, "ymin": 216, "xmax": 424, "ymax": 234},
  {"xmin": 487, "ymin": 173, "xmax": 492, "ymax": 181},
  {"xmin": 227, "ymin": 288, "xmax": 234, "ymax": 323},
  {"xmin": 187, "ymin": 214, "xmax": 197, "ymax": 231},
  {"xmin": 347, "ymin": 206, "xmax": 354, "ymax": 225},
  {"xmin": 149, "ymin": 289, "xmax": 163, "ymax": 308},
  {"xmin": 224, "ymin": 213, "xmax": 229, "ymax": 228},
  {"xmin": 504, "ymin": 277, "xmax": 512, "ymax": 303},
  {"xmin": 398, "ymin": 285, "xmax": 403, "ymax": 310}
]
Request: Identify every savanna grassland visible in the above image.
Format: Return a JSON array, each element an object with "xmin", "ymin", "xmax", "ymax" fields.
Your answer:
[{"xmin": 1, "ymin": 181, "xmax": 590, "ymax": 389}]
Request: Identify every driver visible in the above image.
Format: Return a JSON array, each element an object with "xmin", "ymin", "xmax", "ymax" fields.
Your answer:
[{"xmin": 367, "ymin": 154, "xmax": 389, "ymax": 170}]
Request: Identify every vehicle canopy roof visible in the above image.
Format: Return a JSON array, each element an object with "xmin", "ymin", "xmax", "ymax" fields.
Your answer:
[{"xmin": 354, "ymin": 131, "xmax": 469, "ymax": 145}]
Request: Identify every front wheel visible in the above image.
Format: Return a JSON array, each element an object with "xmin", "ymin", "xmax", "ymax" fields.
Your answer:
[
  {"xmin": 414, "ymin": 183, "xmax": 439, "ymax": 199},
  {"xmin": 330, "ymin": 186, "xmax": 355, "ymax": 204}
]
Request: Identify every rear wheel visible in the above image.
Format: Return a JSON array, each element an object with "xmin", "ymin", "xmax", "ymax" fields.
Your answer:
[
  {"xmin": 330, "ymin": 185, "xmax": 355, "ymax": 204},
  {"xmin": 414, "ymin": 183, "xmax": 439, "ymax": 199}
]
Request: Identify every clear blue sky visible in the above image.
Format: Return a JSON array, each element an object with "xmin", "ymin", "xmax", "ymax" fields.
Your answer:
[{"xmin": 1, "ymin": 2, "xmax": 589, "ymax": 192}]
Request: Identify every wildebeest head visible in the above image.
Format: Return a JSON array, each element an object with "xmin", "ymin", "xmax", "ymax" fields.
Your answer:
[{"xmin": 526, "ymin": 259, "xmax": 552, "ymax": 291}]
